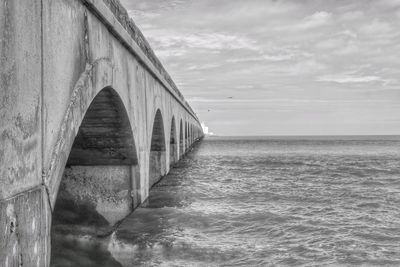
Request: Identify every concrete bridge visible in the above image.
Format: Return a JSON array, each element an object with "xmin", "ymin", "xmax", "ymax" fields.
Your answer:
[{"xmin": 0, "ymin": 0, "xmax": 203, "ymax": 265}]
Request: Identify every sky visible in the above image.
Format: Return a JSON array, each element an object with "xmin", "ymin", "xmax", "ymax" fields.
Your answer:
[{"xmin": 121, "ymin": 0, "xmax": 400, "ymax": 136}]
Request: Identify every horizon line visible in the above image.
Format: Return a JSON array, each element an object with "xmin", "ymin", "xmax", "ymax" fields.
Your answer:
[{"xmin": 205, "ymin": 134, "xmax": 400, "ymax": 137}]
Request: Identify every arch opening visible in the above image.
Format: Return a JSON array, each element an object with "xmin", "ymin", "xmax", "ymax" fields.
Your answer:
[
  {"xmin": 149, "ymin": 109, "xmax": 167, "ymax": 187},
  {"xmin": 51, "ymin": 88, "xmax": 140, "ymax": 247},
  {"xmin": 169, "ymin": 117, "xmax": 178, "ymax": 165}
]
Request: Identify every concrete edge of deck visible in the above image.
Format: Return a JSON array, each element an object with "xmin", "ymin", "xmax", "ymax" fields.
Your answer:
[{"xmin": 82, "ymin": 0, "xmax": 199, "ymax": 123}]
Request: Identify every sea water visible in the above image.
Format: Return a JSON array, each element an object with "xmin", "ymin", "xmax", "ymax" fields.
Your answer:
[{"xmin": 52, "ymin": 136, "xmax": 400, "ymax": 266}]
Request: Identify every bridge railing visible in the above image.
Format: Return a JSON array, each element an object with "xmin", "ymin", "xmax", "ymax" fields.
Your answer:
[{"xmin": 100, "ymin": 0, "xmax": 199, "ymax": 122}]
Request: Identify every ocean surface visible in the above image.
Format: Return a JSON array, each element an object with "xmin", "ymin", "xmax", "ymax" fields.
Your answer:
[{"xmin": 53, "ymin": 136, "xmax": 400, "ymax": 266}]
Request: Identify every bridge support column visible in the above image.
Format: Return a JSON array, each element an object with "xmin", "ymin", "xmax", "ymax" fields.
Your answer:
[
  {"xmin": 149, "ymin": 151, "xmax": 167, "ymax": 186},
  {"xmin": 170, "ymin": 143, "xmax": 178, "ymax": 165},
  {"xmin": 0, "ymin": 186, "xmax": 51, "ymax": 267}
]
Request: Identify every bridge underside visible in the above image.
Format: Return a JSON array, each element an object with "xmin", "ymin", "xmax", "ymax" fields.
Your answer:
[
  {"xmin": 0, "ymin": 0, "xmax": 203, "ymax": 266},
  {"xmin": 52, "ymin": 88, "xmax": 139, "ymax": 236}
]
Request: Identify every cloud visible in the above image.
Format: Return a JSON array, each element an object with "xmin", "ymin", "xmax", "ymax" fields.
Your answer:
[
  {"xmin": 298, "ymin": 11, "xmax": 332, "ymax": 29},
  {"xmin": 187, "ymin": 63, "xmax": 221, "ymax": 70},
  {"xmin": 317, "ymin": 74, "xmax": 382, "ymax": 84},
  {"xmin": 121, "ymin": 0, "xmax": 400, "ymax": 135},
  {"xmin": 359, "ymin": 19, "xmax": 394, "ymax": 35},
  {"xmin": 226, "ymin": 54, "xmax": 293, "ymax": 63},
  {"xmin": 340, "ymin": 10, "xmax": 364, "ymax": 21},
  {"xmin": 147, "ymin": 31, "xmax": 260, "ymax": 52},
  {"xmin": 155, "ymin": 48, "xmax": 188, "ymax": 58},
  {"xmin": 285, "ymin": 59, "xmax": 326, "ymax": 75}
]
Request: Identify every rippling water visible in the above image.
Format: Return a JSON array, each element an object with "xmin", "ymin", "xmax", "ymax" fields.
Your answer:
[{"xmin": 53, "ymin": 136, "xmax": 400, "ymax": 266}]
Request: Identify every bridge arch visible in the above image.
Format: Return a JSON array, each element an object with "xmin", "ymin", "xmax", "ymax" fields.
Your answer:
[
  {"xmin": 169, "ymin": 116, "xmax": 178, "ymax": 165},
  {"xmin": 149, "ymin": 109, "xmax": 167, "ymax": 187},
  {"xmin": 51, "ymin": 87, "xmax": 140, "ymax": 258}
]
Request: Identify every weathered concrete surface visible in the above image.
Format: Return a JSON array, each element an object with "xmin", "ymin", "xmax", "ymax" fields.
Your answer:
[
  {"xmin": 0, "ymin": 187, "xmax": 51, "ymax": 267},
  {"xmin": 52, "ymin": 166, "xmax": 132, "ymax": 233},
  {"xmin": 169, "ymin": 117, "xmax": 178, "ymax": 165},
  {"xmin": 0, "ymin": 0, "xmax": 42, "ymax": 200},
  {"xmin": 0, "ymin": 0, "xmax": 204, "ymax": 266},
  {"xmin": 179, "ymin": 120, "xmax": 185, "ymax": 158},
  {"xmin": 170, "ymin": 144, "xmax": 178, "ymax": 165},
  {"xmin": 149, "ymin": 151, "xmax": 167, "ymax": 187}
]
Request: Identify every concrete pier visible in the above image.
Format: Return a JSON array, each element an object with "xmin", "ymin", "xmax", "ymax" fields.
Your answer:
[{"xmin": 0, "ymin": 0, "xmax": 203, "ymax": 266}]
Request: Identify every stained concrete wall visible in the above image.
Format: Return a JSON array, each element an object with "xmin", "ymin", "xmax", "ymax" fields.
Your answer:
[
  {"xmin": 169, "ymin": 117, "xmax": 178, "ymax": 165},
  {"xmin": 149, "ymin": 151, "xmax": 167, "ymax": 187},
  {"xmin": 0, "ymin": 0, "xmax": 203, "ymax": 266},
  {"xmin": 0, "ymin": 188, "xmax": 50, "ymax": 267},
  {"xmin": 0, "ymin": 0, "xmax": 42, "ymax": 200},
  {"xmin": 170, "ymin": 144, "xmax": 178, "ymax": 165},
  {"xmin": 0, "ymin": 1, "xmax": 50, "ymax": 266},
  {"xmin": 53, "ymin": 166, "xmax": 132, "ymax": 232}
]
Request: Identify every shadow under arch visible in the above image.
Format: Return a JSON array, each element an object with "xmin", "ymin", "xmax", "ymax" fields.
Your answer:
[
  {"xmin": 51, "ymin": 87, "xmax": 140, "ymax": 259},
  {"xmin": 179, "ymin": 119, "xmax": 184, "ymax": 159},
  {"xmin": 169, "ymin": 116, "xmax": 178, "ymax": 165},
  {"xmin": 149, "ymin": 109, "xmax": 167, "ymax": 187}
]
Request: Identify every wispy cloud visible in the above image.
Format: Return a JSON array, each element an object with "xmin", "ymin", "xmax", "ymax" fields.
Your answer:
[
  {"xmin": 317, "ymin": 75, "xmax": 382, "ymax": 84},
  {"xmin": 147, "ymin": 31, "xmax": 260, "ymax": 52},
  {"xmin": 299, "ymin": 11, "xmax": 332, "ymax": 29},
  {"xmin": 122, "ymin": 0, "xmax": 400, "ymax": 135}
]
